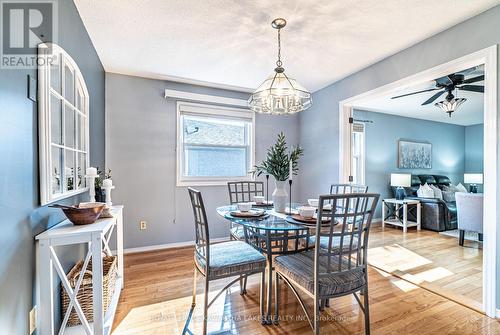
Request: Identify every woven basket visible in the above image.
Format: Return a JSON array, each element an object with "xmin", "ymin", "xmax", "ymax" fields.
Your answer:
[{"xmin": 61, "ymin": 256, "xmax": 118, "ymax": 327}]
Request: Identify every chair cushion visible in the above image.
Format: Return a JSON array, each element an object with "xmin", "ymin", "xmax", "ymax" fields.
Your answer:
[
  {"xmin": 195, "ymin": 241, "xmax": 266, "ymax": 279},
  {"xmin": 275, "ymin": 251, "xmax": 366, "ymax": 297},
  {"xmin": 308, "ymin": 235, "xmax": 359, "ymax": 253}
]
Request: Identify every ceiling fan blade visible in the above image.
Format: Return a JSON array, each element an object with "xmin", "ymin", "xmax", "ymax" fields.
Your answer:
[
  {"xmin": 457, "ymin": 66, "xmax": 479, "ymax": 76},
  {"xmin": 462, "ymin": 75, "xmax": 484, "ymax": 84},
  {"xmin": 421, "ymin": 90, "xmax": 446, "ymax": 105},
  {"xmin": 435, "ymin": 75, "xmax": 453, "ymax": 86},
  {"xmin": 458, "ymin": 85, "xmax": 484, "ymax": 93},
  {"xmin": 391, "ymin": 87, "xmax": 441, "ymax": 99}
]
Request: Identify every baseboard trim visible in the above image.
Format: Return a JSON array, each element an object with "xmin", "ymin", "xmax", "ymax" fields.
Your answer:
[
  {"xmin": 115, "ymin": 237, "xmax": 230, "ymax": 255},
  {"xmin": 496, "ymin": 308, "xmax": 500, "ymax": 318}
]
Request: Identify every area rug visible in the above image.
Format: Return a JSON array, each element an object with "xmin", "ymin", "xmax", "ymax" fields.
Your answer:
[{"xmin": 439, "ymin": 229, "xmax": 481, "ymax": 242}]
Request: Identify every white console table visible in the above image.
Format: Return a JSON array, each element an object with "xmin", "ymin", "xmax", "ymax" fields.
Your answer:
[{"xmin": 36, "ymin": 206, "xmax": 124, "ymax": 335}]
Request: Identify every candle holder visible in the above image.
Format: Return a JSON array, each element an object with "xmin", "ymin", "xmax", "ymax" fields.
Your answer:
[
  {"xmin": 266, "ymin": 174, "xmax": 270, "ymax": 208},
  {"xmin": 287, "ymin": 179, "xmax": 293, "ymax": 215},
  {"xmin": 85, "ymin": 173, "xmax": 98, "ymax": 202},
  {"xmin": 102, "ymin": 185, "xmax": 115, "ymax": 207}
]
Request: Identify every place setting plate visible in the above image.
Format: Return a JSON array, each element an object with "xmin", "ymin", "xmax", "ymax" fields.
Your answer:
[
  {"xmin": 286, "ymin": 214, "xmax": 331, "ymax": 226},
  {"xmin": 229, "ymin": 209, "xmax": 269, "ymax": 219}
]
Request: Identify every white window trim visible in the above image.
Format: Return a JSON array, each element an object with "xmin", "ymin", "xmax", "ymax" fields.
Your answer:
[
  {"xmin": 38, "ymin": 43, "xmax": 90, "ymax": 205},
  {"xmin": 176, "ymin": 101, "xmax": 255, "ymax": 187},
  {"xmin": 352, "ymin": 122, "xmax": 365, "ymax": 185}
]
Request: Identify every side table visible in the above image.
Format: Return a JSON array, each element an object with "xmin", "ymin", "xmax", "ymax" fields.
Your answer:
[{"xmin": 382, "ymin": 198, "xmax": 421, "ymax": 233}]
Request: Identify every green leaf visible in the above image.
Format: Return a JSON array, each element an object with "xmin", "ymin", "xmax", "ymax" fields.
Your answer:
[{"xmin": 252, "ymin": 132, "xmax": 304, "ymax": 181}]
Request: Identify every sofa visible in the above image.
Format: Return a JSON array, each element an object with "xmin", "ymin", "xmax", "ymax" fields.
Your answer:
[{"xmin": 391, "ymin": 174, "xmax": 457, "ymax": 232}]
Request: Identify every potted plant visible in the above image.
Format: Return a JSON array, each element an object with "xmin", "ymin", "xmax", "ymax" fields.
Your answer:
[
  {"xmin": 95, "ymin": 168, "xmax": 112, "ymax": 203},
  {"xmin": 253, "ymin": 132, "xmax": 303, "ymax": 212}
]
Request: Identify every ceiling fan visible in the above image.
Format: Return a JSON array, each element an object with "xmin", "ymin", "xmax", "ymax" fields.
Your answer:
[{"xmin": 391, "ymin": 71, "xmax": 484, "ymax": 116}]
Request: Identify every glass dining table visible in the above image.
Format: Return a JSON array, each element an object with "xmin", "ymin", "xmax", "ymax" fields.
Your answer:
[{"xmin": 216, "ymin": 204, "xmax": 311, "ymax": 324}]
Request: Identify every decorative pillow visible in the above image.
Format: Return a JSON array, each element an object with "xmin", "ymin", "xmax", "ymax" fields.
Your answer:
[
  {"xmin": 456, "ymin": 183, "xmax": 468, "ymax": 193},
  {"xmin": 417, "ymin": 183, "xmax": 434, "ymax": 198},
  {"xmin": 429, "ymin": 184, "xmax": 443, "ymax": 200},
  {"xmin": 442, "ymin": 191, "xmax": 456, "ymax": 202}
]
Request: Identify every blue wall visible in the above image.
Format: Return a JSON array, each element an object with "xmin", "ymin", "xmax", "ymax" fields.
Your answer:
[
  {"xmin": 0, "ymin": 1, "xmax": 104, "ymax": 332},
  {"xmin": 465, "ymin": 124, "xmax": 484, "ymax": 173},
  {"xmin": 465, "ymin": 124, "xmax": 484, "ymax": 192},
  {"xmin": 354, "ymin": 110, "xmax": 466, "ymax": 217}
]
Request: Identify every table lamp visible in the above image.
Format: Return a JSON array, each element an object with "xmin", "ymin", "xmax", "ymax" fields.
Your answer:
[
  {"xmin": 464, "ymin": 173, "xmax": 483, "ymax": 193},
  {"xmin": 391, "ymin": 173, "xmax": 411, "ymax": 200}
]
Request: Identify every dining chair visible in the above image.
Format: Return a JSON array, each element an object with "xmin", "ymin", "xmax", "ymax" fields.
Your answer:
[
  {"xmin": 227, "ymin": 181, "xmax": 266, "ymax": 296},
  {"xmin": 274, "ymin": 193, "xmax": 379, "ymax": 335},
  {"xmin": 321, "ymin": 182, "xmax": 368, "ymax": 311},
  {"xmin": 227, "ymin": 181, "xmax": 265, "ymax": 240},
  {"xmin": 184, "ymin": 188, "xmax": 267, "ymax": 335},
  {"xmin": 310, "ymin": 184, "xmax": 369, "ymax": 253},
  {"xmin": 330, "ymin": 183, "xmax": 368, "ymax": 195}
]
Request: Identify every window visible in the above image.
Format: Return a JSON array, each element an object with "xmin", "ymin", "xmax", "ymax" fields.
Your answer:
[
  {"xmin": 38, "ymin": 43, "xmax": 90, "ymax": 205},
  {"xmin": 351, "ymin": 122, "xmax": 365, "ymax": 184},
  {"xmin": 177, "ymin": 102, "xmax": 255, "ymax": 186}
]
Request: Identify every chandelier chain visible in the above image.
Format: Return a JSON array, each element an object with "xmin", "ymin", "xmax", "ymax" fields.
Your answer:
[{"xmin": 276, "ymin": 28, "xmax": 282, "ymax": 67}]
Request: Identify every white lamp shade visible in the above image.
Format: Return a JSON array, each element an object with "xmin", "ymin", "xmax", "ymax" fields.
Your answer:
[
  {"xmin": 391, "ymin": 173, "xmax": 411, "ymax": 187},
  {"xmin": 464, "ymin": 173, "xmax": 483, "ymax": 184}
]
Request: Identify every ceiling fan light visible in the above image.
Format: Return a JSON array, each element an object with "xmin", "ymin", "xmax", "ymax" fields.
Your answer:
[{"xmin": 434, "ymin": 97, "xmax": 467, "ymax": 117}]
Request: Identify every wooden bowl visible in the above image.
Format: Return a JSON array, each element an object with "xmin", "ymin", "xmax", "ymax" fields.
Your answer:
[{"xmin": 61, "ymin": 203, "xmax": 106, "ymax": 225}]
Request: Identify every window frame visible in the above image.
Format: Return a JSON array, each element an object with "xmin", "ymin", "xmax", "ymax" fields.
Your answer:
[
  {"xmin": 38, "ymin": 43, "xmax": 90, "ymax": 205},
  {"xmin": 176, "ymin": 101, "xmax": 255, "ymax": 187}
]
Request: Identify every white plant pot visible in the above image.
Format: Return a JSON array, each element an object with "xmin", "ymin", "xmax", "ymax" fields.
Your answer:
[{"xmin": 272, "ymin": 180, "xmax": 288, "ymax": 213}]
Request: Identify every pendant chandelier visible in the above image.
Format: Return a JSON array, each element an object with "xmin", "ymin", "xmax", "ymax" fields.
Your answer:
[
  {"xmin": 248, "ymin": 18, "xmax": 312, "ymax": 115},
  {"xmin": 434, "ymin": 90, "xmax": 466, "ymax": 117}
]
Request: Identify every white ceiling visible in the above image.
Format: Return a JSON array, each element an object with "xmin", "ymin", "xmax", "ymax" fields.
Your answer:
[
  {"xmin": 354, "ymin": 67, "xmax": 484, "ymax": 126},
  {"xmin": 74, "ymin": 0, "xmax": 500, "ymax": 92}
]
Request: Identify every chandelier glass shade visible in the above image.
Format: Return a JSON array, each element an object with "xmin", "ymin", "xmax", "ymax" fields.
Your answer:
[
  {"xmin": 248, "ymin": 18, "xmax": 312, "ymax": 115},
  {"xmin": 248, "ymin": 71, "xmax": 312, "ymax": 114},
  {"xmin": 434, "ymin": 97, "xmax": 467, "ymax": 117}
]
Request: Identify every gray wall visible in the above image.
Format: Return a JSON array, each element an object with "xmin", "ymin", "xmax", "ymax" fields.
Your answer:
[
  {"xmin": 105, "ymin": 73, "xmax": 300, "ymax": 249},
  {"xmin": 298, "ymin": 4, "xmax": 500, "ymax": 308},
  {"xmin": 354, "ymin": 110, "xmax": 466, "ymax": 218},
  {"xmin": 0, "ymin": 0, "xmax": 105, "ymax": 333}
]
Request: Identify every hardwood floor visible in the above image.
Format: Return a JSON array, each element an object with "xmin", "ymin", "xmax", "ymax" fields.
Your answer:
[
  {"xmin": 368, "ymin": 225, "xmax": 483, "ymax": 310},
  {"xmin": 112, "ymin": 237, "xmax": 497, "ymax": 334}
]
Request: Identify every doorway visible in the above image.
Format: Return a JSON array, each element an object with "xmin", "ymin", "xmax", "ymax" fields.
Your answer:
[{"xmin": 338, "ymin": 46, "xmax": 497, "ymax": 316}]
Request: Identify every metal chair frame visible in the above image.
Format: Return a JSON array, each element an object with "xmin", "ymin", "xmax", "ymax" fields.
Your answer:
[
  {"xmin": 227, "ymin": 181, "xmax": 265, "ymax": 241},
  {"xmin": 243, "ymin": 224, "xmax": 310, "ymax": 324},
  {"xmin": 227, "ymin": 181, "xmax": 266, "ymax": 295},
  {"xmin": 329, "ymin": 183, "xmax": 368, "ymax": 195},
  {"xmin": 184, "ymin": 188, "xmax": 266, "ymax": 335},
  {"xmin": 228, "ymin": 181, "xmax": 265, "ymax": 204},
  {"xmin": 275, "ymin": 193, "xmax": 379, "ymax": 335}
]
